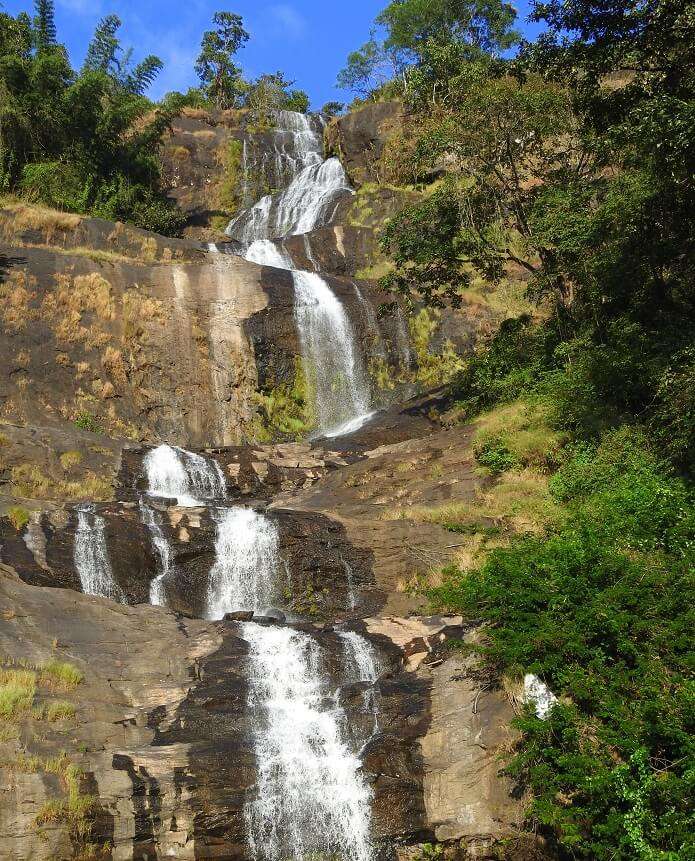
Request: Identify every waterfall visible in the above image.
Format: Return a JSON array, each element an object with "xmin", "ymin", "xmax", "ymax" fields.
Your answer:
[
  {"xmin": 245, "ymin": 239, "xmax": 293, "ymax": 269},
  {"xmin": 143, "ymin": 444, "xmax": 226, "ymax": 507},
  {"xmin": 226, "ymin": 110, "xmax": 351, "ymax": 244},
  {"xmin": 293, "ymin": 271, "xmax": 373, "ymax": 436},
  {"xmin": 205, "ymin": 507, "xmax": 280, "ymax": 619},
  {"xmin": 242, "ymin": 242, "xmax": 375, "ymax": 436},
  {"xmin": 354, "ymin": 282, "xmax": 388, "ymax": 362},
  {"xmin": 243, "ymin": 623, "xmax": 374, "ymax": 861},
  {"xmin": 73, "ymin": 507, "xmax": 124, "ymax": 602},
  {"xmin": 339, "ymin": 630, "xmax": 382, "ymax": 740},
  {"xmin": 339, "ymin": 630, "xmax": 381, "ymax": 683},
  {"xmin": 138, "ymin": 501, "xmax": 172, "ymax": 606}
]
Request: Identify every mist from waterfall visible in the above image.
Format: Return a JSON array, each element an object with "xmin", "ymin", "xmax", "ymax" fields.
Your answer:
[
  {"xmin": 143, "ymin": 444, "xmax": 226, "ymax": 507},
  {"xmin": 205, "ymin": 507, "xmax": 280, "ymax": 619},
  {"xmin": 243, "ymin": 623, "xmax": 375, "ymax": 861},
  {"xmin": 73, "ymin": 508, "xmax": 124, "ymax": 602}
]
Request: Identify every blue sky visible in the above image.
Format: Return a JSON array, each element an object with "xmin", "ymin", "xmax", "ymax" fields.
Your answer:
[{"xmin": 4, "ymin": 0, "xmax": 542, "ymax": 107}]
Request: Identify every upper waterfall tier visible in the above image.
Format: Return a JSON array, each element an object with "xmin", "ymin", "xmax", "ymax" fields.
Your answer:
[{"xmin": 226, "ymin": 111, "xmax": 352, "ymax": 243}]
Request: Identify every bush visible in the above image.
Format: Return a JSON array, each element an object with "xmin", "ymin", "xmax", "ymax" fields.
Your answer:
[
  {"xmin": 474, "ymin": 436, "xmax": 518, "ymax": 474},
  {"xmin": 429, "ymin": 431, "xmax": 695, "ymax": 859},
  {"xmin": 73, "ymin": 412, "xmax": 102, "ymax": 434}
]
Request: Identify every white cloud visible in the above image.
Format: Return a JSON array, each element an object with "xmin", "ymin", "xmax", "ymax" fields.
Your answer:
[{"xmin": 267, "ymin": 3, "xmax": 307, "ymax": 40}]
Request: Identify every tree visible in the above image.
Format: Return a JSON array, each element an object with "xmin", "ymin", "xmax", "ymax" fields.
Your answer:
[
  {"xmin": 380, "ymin": 62, "xmax": 580, "ymax": 306},
  {"xmin": 321, "ymin": 101, "xmax": 345, "ymax": 117},
  {"xmin": 337, "ymin": 0, "xmax": 520, "ymax": 97},
  {"xmin": 244, "ymin": 72, "xmax": 309, "ymax": 125},
  {"xmin": 377, "ymin": 0, "xmax": 520, "ymax": 61},
  {"xmin": 195, "ymin": 11, "xmax": 249, "ymax": 109},
  {"xmin": 83, "ymin": 14, "xmax": 122, "ymax": 74},
  {"xmin": 337, "ymin": 37, "xmax": 400, "ymax": 99},
  {"xmin": 33, "ymin": 0, "xmax": 55, "ymax": 52}
]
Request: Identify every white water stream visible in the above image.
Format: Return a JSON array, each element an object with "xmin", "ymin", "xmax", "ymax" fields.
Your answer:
[
  {"xmin": 138, "ymin": 501, "xmax": 172, "ymax": 606},
  {"xmin": 73, "ymin": 508, "xmax": 124, "ymax": 602},
  {"xmin": 205, "ymin": 507, "xmax": 280, "ymax": 619},
  {"xmin": 143, "ymin": 444, "xmax": 226, "ymax": 507},
  {"xmin": 244, "ymin": 623, "xmax": 375, "ymax": 861},
  {"xmin": 224, "ymin": 110, "xmax": 377, "ymax": 438}
]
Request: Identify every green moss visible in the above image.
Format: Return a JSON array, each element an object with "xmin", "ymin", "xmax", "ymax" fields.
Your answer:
[
  {"xmin": 252, "ymin": 357, "xmax": 316, "ymax": 441},
  {"xmin": 7, "ymin": 506, "xmax": 30, "ymax": 531}
]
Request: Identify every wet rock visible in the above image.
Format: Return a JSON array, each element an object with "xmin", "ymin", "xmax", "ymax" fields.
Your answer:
[
  {"xmin": 260, "ymin": 607, "xmax": 286, "ymax": 623},
  {"xmin": 223, "ymin": 610, "xmax": 254, "ymax": 622}
]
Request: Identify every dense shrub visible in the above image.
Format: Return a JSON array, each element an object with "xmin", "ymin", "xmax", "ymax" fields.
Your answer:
[{"xmin": 430, "ymin": 433, "xmax": 695, "ymax": 859}]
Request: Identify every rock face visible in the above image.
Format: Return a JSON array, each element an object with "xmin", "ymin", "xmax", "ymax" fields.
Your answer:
[
  {"xmin": 325, "ymin": 102, "xmax": 405, "ymax": 187},
  {"xmin": 0, "ymin": 103, "xmax": 548, "ymax": 861},
  {"xmin": 0, "ymin": 566, "xmax": 535, "ymax": 861},
  {"xmin": 0, "ymin": 210, "xmax": 411, "ymax": 456}
]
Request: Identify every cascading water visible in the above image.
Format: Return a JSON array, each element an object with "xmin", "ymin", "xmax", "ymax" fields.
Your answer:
[
  {"xmin": 293, "ymin": 270, "xmax": 373, "ymax": 436},
  {"xmin": 143, "ymin": 444, "xmax": 226, "ymax": 507},
  {"xmin": 339, "ymin": 630, "xmax": 382, "ymax": 741},
  {"xmin": 222, "ymin": 111, "xmax": 379, "ymax": 438},
  {"xmin": 226, "ymin": 112, "xmax": 350, "ymax": 244},
  {"xmin": 138, "ymin": 501, "xmax": 172, "ymax": 606},
  {"xmin": 243, "ymin": 623, "xmax": 375, "ymax": 861},
  {"xmin": 73, "ymin": 507, "xmax": 124, "ymax": 602},
  {"xmin": 205, "ymin": 507, "xmax": 280, "ymax": 619}
]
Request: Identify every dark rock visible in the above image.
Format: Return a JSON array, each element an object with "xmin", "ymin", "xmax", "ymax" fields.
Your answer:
[
  {"xmin": 223, "ymin": 610, "xmax": 254, "ymax": 622},
  {"xmin": 325, "ymin": 101, "xmax": 405, "ymax": 187}
]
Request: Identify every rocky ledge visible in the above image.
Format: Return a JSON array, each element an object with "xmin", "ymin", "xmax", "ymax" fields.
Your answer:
[{"xmin": 0, "ymin": 565, "xmax": 548, "ymax": 861}]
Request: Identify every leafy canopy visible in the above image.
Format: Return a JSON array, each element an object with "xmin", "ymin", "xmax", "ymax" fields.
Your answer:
[{"xmin": 195, "ymin": 11, "xmax": 249, "ymax": 109}]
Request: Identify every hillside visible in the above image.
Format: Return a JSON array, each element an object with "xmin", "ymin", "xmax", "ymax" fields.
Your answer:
[{"xmin": 0, "ymin": 2, "xmax": 693, "ymax": 861}]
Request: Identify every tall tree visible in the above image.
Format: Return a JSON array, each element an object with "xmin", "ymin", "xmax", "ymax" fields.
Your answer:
[
  {"xmin": 32, "ymin": 0, "xmax": 55, "ymax": 51},
  {"xmin": 195, "ymin": 11, "xmax": 249, "ymax": 109},
  {"xmin": 83, "ymin": 15, "xmax": 122, "ymax": 74}
]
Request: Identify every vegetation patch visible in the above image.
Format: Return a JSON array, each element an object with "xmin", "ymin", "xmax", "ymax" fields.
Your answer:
[
  {"xmin": 251, "ymin": 358, "xmax": 316, "ymax": 441},
  {"xmin": 216, "ymin": 138, "xmax": 244, "ymax": 216},
  {"xmin": 6, "ymin": 506, "xmax": 30, "ymax": 531},
  {"xmin": 10, "ymin": 463, "xmax": 112, "ymax": 502}
]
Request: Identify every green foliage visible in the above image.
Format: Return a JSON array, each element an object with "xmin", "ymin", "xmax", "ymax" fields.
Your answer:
[
  {"xmin": 337, "ymin": 0, "xmax": 520, "ymax": 98},
  {"xmin": 252, "ymin": 358, "xmax": 315, "ymax": 440},
  {"xmin": 430, "ymin": 430, "xmax": 694, "ymax": 859},
  {"xmin": 0, "ymin": 4, "xmax": 184, "ymax": 234},
  {"xmin": 245, "ymin": 71, "xmax": 310, "ymax": 128},
  {"xmin": 474, "ymin": 436, "xmax": 518, "ymax": 474},
  {"xmin": 7, "ymin": 506, "xmax": 30, "ymax": 531},
  {"xmin": 377, "ymin": 0, "xmax": 519, "ymax": 60},
  {"xmin": 195, "ymin": 11, "xmax": 249, "ymax": 109},
  {"xmin": 321, "ymin": 101, "xmax": 345, "ymax": 117},
  {"xmin": 217, "ymin": 138, "xmax": 243, "ymax": 215},
  {"xmin": 73, "ymin": 412, "xmax": 102, "ymax": 434}
]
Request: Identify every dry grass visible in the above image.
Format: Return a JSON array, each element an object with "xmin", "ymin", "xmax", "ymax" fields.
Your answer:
[
  {"xmin": 59, "ymin": 451, "xmax": 82, "ymax": 471},
  {"xmin": 0, "ymin": 199, "xmax": 81, "ymax": 243},
  {"xmin": 0, "ymin": 270, "xmax": 38, "ymax": 332},
  {"xmin": 169, "ymin": 145, "xmax": 191, "ymax": 161},
  {"xmin": 44, "ymin": 700, "xmax": 77, "ymax": 722},
  {"xmin": 472, "ymin": 400, "xmax": 566, "ymax": 469},
  {"xmin": 10, "ymin": 463, "xmax": 113, "ymax": 502}
]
